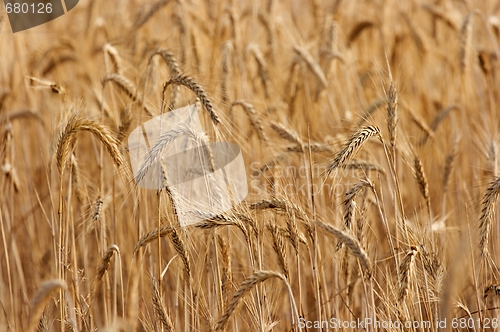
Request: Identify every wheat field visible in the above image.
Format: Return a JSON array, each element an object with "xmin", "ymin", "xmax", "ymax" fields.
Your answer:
[{"xmin": 1, "ymin": 0, "xmax": 500, "ymax": 331}]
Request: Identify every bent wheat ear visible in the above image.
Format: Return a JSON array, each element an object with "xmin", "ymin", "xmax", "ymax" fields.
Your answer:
[
  {"xmin": 314, "ymin": 219, "xmax": 371, "ymax": 275},
  {"xmin": 232, "ymin": 100, "xmax": 268, "ymax": 141},
  {"xmin": 55, "ymin": 112, "xmax": 124, "ymax": 174},
  {"xmin": 103, "ymin": 73, "xmax": 153, "ymax": 116},
  {"xmin": 27, "ymin": 280, "xmax": 77, "ymax": 332},
  {"xmin": 103, "ymin": 43, "xmax": 122, "ymax": 74},
  {"xmin": 270, "ymin": 121, "xmax": 303, "ymax": 149},
  {"xmin": 324, "ymin": 126, "xmax": 381, "ymax": 177},
  {"xmin": 479, "ymin": 176, "xmax": 500, "ymax": 256},
  {"xmin": 134, "ymin": 225, "xmax": 173, "ymax": 254},
  {"xmin": 163, "ymin": 75, "xmax": 220, "ymax": 125},
  {"xmin": 398, "ymin": 246, "xmax": 418, "ymax": 302},
  {"xmin": 96, "ymin": 244, "xmax": 120, "ymax": 281},
  {"xmin": 214, "ymin": 270, "xmax": 288, "ymax": 331},
  {"xmin": 343, "ymin": 181, "xmax": 373, "ymax": 229}
]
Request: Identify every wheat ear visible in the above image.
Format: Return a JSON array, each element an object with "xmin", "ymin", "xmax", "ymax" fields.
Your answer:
[
  {"xmin": 479, "ymin": 176, "xmax": 500, "ymax": 256},
  {"xmin": 324, "ymin": 126, "xmax": 381, "ymax": 177},
  {"xmin": 163, "ymin": 75, "xmax": 220, "ymax": 125},
  {"xmin": 314, "ymin": 219, "xmax": 371, "ymax": 276},
  {"xmin": 214, "ymin": 270, "xmax": 295, "ymax": 331},
  {"xmin": 55, "ymin": 112, "xmax": 124, "ymax": 174},
  {"xmin": 398, "ymin": 246, "xmax": 418, "ymax": 302}
]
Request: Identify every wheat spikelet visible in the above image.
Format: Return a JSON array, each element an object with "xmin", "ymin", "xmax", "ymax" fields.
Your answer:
[
  {"xmin": 221, "ymin": 41, "xmax": 233, "ymax": 104},
  {"xmin": 69, "ymin": 154, "xmax": 84, "ymax": 202},
  {"xmin": 285, "ymin": 142, "xmax": 332, "ymax": 153},
  {"xmin": 163, "ymin": 75, "xmax": 220, "ymax": 125},
  {"xmin": 151, "ymin": 49, "xmax": 182, "ymax": 110},
  {"xmin": 488, "ymin": 141, "xmax": 498, "ymax": 177},
  {"xmin": 270, "ymin": 121, "xmax": 303, "ymax": 149},
  {"xmin": 96, "ymin": 244, "xmax": 120, "ymax": 281},
  {"xmin": 247, "ymin": 43, "xmax": 271, "ymax": 98},
  {"xmin": 407, "ymin": 106, "xmax": 434, "ymax": 140},
  {"xmin": 267, "ymin": 223, "xmax": 289, "ymax": 279},
  {"xmin": 347, "ymin": 21, "xmax": 375, "ymax": 47},
  {"xmin": 249, "ymin": 199, "xmax": 309, "ymax": 223},
  {"xmin": 193, "ymin": 213, "xmax": 249, "ymax": 237},
  {"xmin": 314, "ymin": 219, "xmax": 371, "ymax": 275},
  {"xmin": 343, "ymin": 159, "xmax": 386, "ymax": 175},
  {"xmin": 443, "ymin": 137, "xmax": 459, "ymax": 193},
  {"xmin": 218, "ymin": 236, "xmax": 232, "ymax": 300},
  {"xmin": 38, "ymin": 313, "xmax": 49, "ymax": 332},
  {"xmin": 92, "ymin": 197, "xmax": 104, "ymax": 221},
  {"xmin": 419, "ymin": 104, "xmax": 460, "ymax": 145},
  {"xmin": 386, "ymin": 81, "xmax": 398, "ymax": 152},
  {"xmin": 343, "ymin": 181, "xmax": 373, "ymax": 229},
  {"xmin": 133, "ymin": 225, "xmax": 173, "ymax": 254},
  {"xmin": 151, "ymin": 48, "xmax": 182, "ymax": 76},
  {"xmin": 170, "ymin": 226, "xmax": 191, "ymax": 280},
  {"xmin": 231, "ymin": 100, "xmax": 268, "ymax": 141},
  {"xmin": 414, "ymin": 155, "xmax": 430, "ymax": 211},
  {"xmin": 133, "ymin": 127, "xmax": 206, "ymax": 185},
  {"xmin": 134, "ymin": 0, "xmax": 173, "ymax": 29},
  {"xmin": 55, "ymin": 112, "xmax": 124, "ymax": 174},
  {"xmin": 293, "ymin": 45, "xmax": 328, "ymax": 88},
  {"xmin": 214, "ymin": 270, "xmax": 286, "ymax": 331},
  {"xmin": 117, "ymin": 103, "xmax": 133, "ymax": 142},
  {"xmin": 324, "ymin": 126, "xmax": 381, "ymax": 177},
  {"xmin": 460, "ymin": 12, "xmax": 474, "ymax": 75},
  {"xmin": 103, "ymin": 43, "xmax": 122, "ymax": 74},
  {"xmin": 151, "ymin": 278, "xmax": 175, "ymax": 331},
  {"xmin": 27, "ymin": 280, "xmax": 75, "ymax": 332},
  {"xmin": 102, "ymin": 74, "xmax": 153, "ymax": 116},
  {"xmin": 257, "ymin": 11, "xmax": 276, "ymax": 61},
  {"xmin": 398, "ymin": 246, "xmax": 418, "ymax": 302},
  {"xmin": 421, "ymin": 3, "xmax": 460, "ymax": 31},
  {"xmin": 479, "ymin": 176, "xmax": 500, "ymax": 256}
]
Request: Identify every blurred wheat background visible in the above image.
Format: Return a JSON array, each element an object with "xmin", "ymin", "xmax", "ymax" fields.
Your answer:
[{"xmin": 1, "ymin": 0, "xmax": 500, "ymax": 331}]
